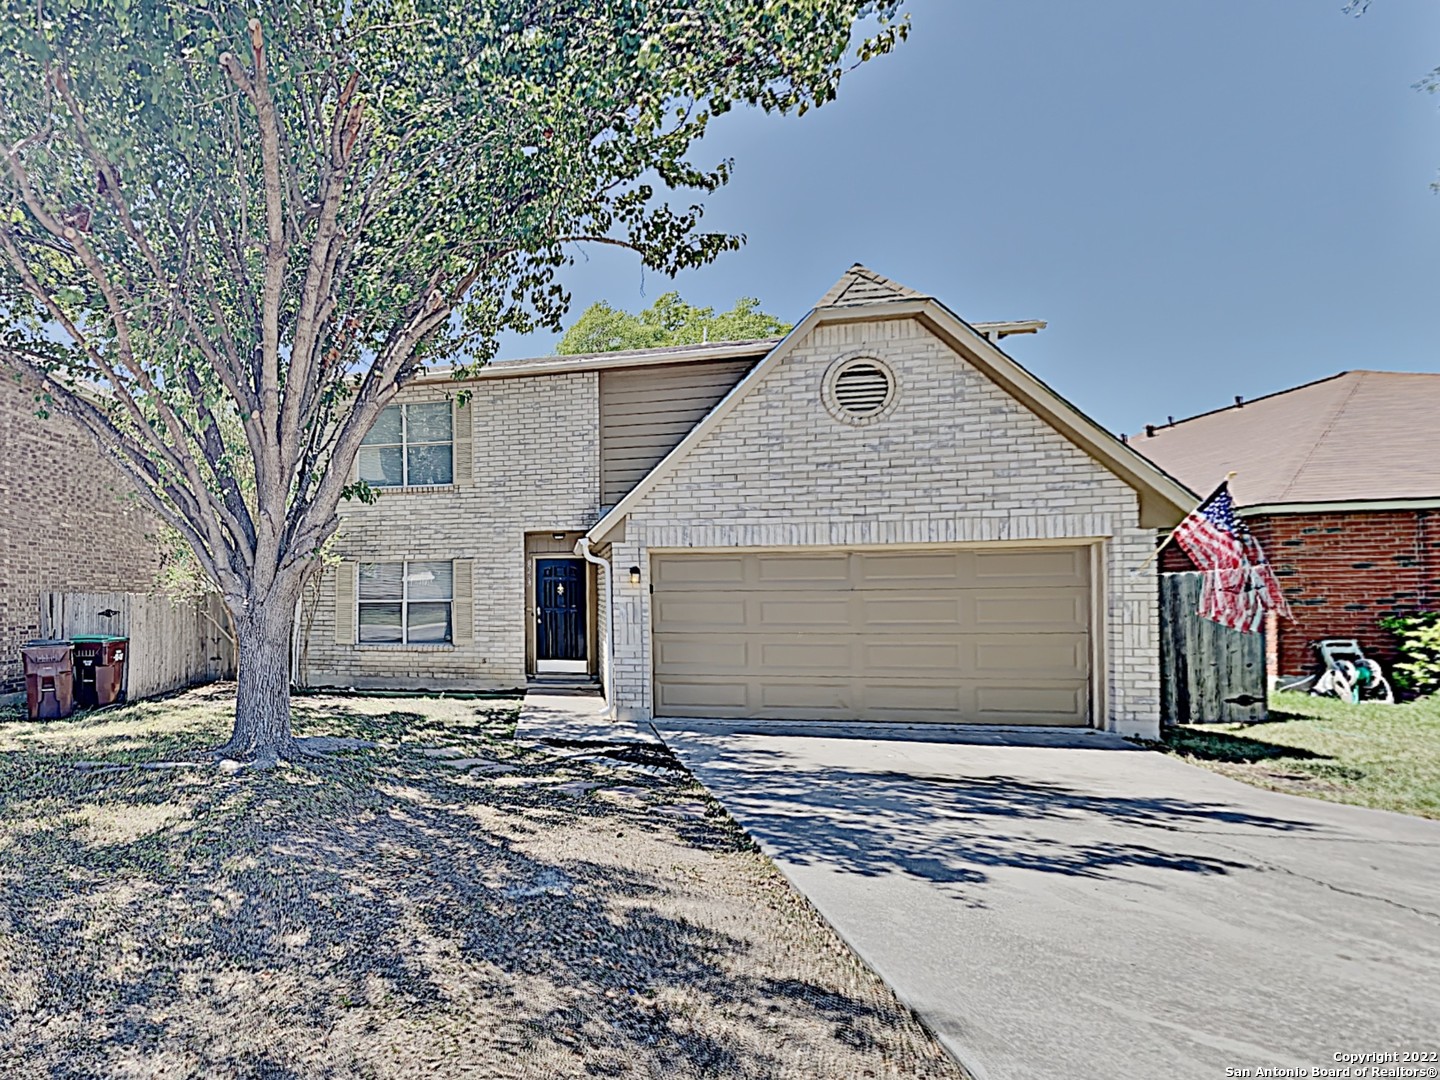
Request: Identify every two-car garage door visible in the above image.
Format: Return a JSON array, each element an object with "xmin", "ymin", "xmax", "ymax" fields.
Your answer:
[{"xmin": 650, "ymin": 546, "xmax": 1093, "ymax": 725}]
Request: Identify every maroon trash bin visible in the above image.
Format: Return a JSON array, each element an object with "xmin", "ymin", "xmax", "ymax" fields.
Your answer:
[
  {"xmin": 21, "ymin": 639, "xmax": 76, "ymax": 720},
  {"xmin": 72, "ymin": 635, "xmax": 129, "ymax": 708}
]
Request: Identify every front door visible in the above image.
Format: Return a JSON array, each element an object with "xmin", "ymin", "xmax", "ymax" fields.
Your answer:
[{"xmin": 536, "ymin": 558, "xmax": 588, "ymax": 673}]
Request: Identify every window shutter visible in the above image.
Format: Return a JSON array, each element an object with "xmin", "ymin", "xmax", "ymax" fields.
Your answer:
[
  {"xmin": 452, "ymin": 559, "xmax": 474, "ymax": 645},
  {"xmin": 452, "ymin": 399, "xmax": 473, "ymax": 484},
  {"xmin": 334, "ymin": 562, "xmax": 356, "ymax": 645}
]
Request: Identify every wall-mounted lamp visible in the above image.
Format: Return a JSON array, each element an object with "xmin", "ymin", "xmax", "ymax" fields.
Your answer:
[
  {"xmin": 551, "ymin": 532, "xmax": 566, "ymax": 541},
  {"xmin": 629, "ymin": 566, "xmax": 642, "ymax": 585}
]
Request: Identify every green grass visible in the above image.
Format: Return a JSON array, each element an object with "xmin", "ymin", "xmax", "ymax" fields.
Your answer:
[{"xmin": 1160, "ymin": 691, "xmax": 1440, "ymax": 819}]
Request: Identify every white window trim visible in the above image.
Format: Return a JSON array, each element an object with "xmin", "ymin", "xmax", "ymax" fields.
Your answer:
[
  {"xmin": 361, "ymin": 402, "xmax": 455, "ymax": 489},
  {"xmin": 357, "ymin": 559, "xmax": 455, "ymax": 645}
]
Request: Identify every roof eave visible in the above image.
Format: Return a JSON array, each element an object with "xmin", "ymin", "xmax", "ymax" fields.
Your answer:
[
  {"xmin": 1239, "ymin": 497, "xmax": 1440, "ymax": 516},
  {"xmin": 410, "ymin": 339, "xmax": 778, "ymax": 385},
  {"xmin": 913, "ymin": 300, "xmax": 1198, "ymax": 528}
]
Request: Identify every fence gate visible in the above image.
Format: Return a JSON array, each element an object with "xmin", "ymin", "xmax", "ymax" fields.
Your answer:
[{"xmin": 1159, "ymin": 572, "xmax": 1267, "ymax": 724}]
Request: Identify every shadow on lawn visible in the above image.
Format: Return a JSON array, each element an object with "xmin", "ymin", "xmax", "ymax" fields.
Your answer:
[
  {"xmin": 0, "ymin": 699, "xmax": 937, "ymax": 1079},
  {"xmin": 1162, "ymin": 725, "xmax": 1331, "ymax": 764}
]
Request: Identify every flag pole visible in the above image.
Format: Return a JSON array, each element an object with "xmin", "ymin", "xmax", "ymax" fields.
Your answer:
[{"xmin": 1130, "ymin": 471, "xmax": 1237, "ymax": 576}]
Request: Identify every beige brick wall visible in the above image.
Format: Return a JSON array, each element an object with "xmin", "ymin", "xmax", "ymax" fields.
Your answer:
[
  {"xmin": 0, "ymin": 378, "xmax": 161, "ymax": 694},
  {"xmin": 606, "ymin": 317, "xmax": 1161, "ymax": 736},
  {"xmin": 302, "ymin": 373, "xmax": 602, "ymax": 690},
  {"xmin": 593, "ymin": 550, "xmax": 612, "ymax": 695},
  {"xmin": 306, "ymin": 317, "xmax": 1161, "ymax": 736}
]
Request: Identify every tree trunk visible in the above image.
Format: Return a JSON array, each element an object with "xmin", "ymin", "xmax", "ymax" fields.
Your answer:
[{"xmin": 219, "ymin": 589, "xmax": 300, "ymax": 765}]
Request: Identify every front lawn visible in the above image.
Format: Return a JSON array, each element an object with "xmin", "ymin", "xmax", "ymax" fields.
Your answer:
[
  {"xmin": 0, "ymin": 686, "xmax": 958, "ymax": 1079},
  {"xmin": 1159, "ymin": 691, "xmax": 1440, "ymax": 819}
]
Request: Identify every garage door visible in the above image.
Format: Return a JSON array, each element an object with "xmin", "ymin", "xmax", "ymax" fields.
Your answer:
[{"xmin": 651, "ymin": 547, "xmax": 1092, "ymax": 725}]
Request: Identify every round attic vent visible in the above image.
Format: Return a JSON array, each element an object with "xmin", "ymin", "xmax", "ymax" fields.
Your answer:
[{"xmin": 824, "ymin": 356, "xmax": 897, "ymax": 425}]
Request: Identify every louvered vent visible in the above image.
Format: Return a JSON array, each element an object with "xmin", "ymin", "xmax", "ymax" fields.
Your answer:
[{"xmin": 832, "ymin": 361, "xmax": 892, "ymax": 416}]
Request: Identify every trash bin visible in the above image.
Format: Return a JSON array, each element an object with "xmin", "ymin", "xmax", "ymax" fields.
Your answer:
[
  {"xmin": 21, "ymin": 639, "xmax": 76, "ymax": 720},
  {"xmin": 72, "ymin": 635, "xmax": 129, "ymax": 708}
]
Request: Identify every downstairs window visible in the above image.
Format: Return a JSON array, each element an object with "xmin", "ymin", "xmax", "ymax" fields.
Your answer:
[{"xmin": 357, "ymin": 560, "xmax": 454, "ymax": 644}]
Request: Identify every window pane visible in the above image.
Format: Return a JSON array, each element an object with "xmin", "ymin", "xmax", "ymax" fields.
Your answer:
[
  {"xmin": 406, "ymin": 602, "xmax": 452, "ymax": 643},
  {"xmin": 360, "ymin": 405, "xmax": 403, "ymax": 446},
  {"xmin": 358, "ymin": 603, "xmax": 403, "ymax": 642},
  {"xmin": 406, "ymin": 401, "xmax": 452, "ymax": 444},
  {"xmin": 406, "ymin": 561, "xmax": 453, "ymax": 600},
  {"xmin": 358, "ymin": 562, "xmax": 404, "ymax": 600},
  {"xmin": 406, "ymin": 443, "xmax": 453, "ymax": 486},
  {"xmin": 358, "ymin": 445, "xmax": 404, "ymax": 486}
]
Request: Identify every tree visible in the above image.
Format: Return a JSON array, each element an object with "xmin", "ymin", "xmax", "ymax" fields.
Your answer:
[
  {"xmin": 557, "ymin": 292, "xmax": 791, "ymax": 354},
  {"xmin": 0, "ymin": 1, "xmax": 906, "ymax": 764},
  {"xmin": 1347, "ymin": 0, "xmax": 1440, "ymax": 191}
]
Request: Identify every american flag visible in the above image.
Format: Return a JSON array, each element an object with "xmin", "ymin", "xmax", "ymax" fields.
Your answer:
[{"xmin": 1170, "ymin": 482, "xmax": 1291, "ymax": 633}]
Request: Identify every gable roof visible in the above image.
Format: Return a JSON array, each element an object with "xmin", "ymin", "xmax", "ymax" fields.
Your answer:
[
  {"xmin": 815, "ymin": 263, "xmax": 927, "ymax": 307},
  {"xmin": 586, "ymin": 265, "xmax": 1196, "ymax": 543},
  {"xmin": 1131, "ymin": 370, "xmax": 1440, "ymax": 508}
]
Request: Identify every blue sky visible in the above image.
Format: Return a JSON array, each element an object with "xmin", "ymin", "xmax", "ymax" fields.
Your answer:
[{"xmin": 496, "ymin": 0, "xmax": 1440, "ymax": 435}]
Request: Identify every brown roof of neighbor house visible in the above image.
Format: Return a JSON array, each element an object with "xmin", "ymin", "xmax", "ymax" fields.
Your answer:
[{"xmin": 1132, "ymin": 370, "xmax": 1440, "ymax": 507}]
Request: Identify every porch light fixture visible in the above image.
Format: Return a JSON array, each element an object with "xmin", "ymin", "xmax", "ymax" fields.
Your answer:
[
  {"xmin": 629, "ymin": 566, "xmax": 642, "ymax": 585},
  {"xmin": 551, "ymin": 532, "xmax": 566, "ymax": 540}
]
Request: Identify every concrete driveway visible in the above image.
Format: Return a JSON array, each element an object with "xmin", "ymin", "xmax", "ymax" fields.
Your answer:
[{"xmin": 652, "ymin": 720, "xmax": 1440, "ymax": 1080}]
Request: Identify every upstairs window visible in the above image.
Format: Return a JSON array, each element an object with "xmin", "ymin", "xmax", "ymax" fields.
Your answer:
[
  {"xmin": 357, "ymin": 561, "xmax": 454, "ymax": 644},
  {"xmin": 358, "ymin": 402, "xmax": 453, "ymax": 487}
]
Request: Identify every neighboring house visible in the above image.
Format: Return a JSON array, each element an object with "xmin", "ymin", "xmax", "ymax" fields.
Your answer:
[
  {"xmin": 301, "ymin": 265, "xmax": 1193, "ymax": 738},
  {"xmin": 1133, "ymin": 370, "xmax": 1440, "ymax": 682},
  {"xmin": 0, "ymin": 376, "xmax": 161, "ymax": 698}
]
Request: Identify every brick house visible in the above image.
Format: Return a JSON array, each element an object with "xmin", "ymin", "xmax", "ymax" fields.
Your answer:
[
  {"xmin": 301, "ymin": 265, "xmax": 1194, "ymax": 738},
  {"xmin": 0, "ymin": 376, "xmax": 161, "ymax": 698},
  {"xmin": 1133, "ymin": 370, "xmax": 1440, "ymax": 682}
]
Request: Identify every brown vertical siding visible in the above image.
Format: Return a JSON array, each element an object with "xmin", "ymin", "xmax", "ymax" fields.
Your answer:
[{"xmin": 599, "ymin": 359, "xmax": 755, "ymax": 505}]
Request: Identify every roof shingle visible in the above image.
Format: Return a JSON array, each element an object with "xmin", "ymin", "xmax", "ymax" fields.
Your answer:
[
  {"xmin": 1132, "ymin": 370, "xmax": 1440, "ymax": 506},
  {"xmin": 815, "ymin": 264, "xmax": 927, "ymax": 307}
]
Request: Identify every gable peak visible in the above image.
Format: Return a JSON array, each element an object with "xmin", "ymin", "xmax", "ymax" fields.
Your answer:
[{"xmin": 815, "ymin": 263, "xmax": 928, "ymax": 308}]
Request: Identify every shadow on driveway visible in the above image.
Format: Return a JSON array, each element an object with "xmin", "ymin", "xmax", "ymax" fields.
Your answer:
[
  {"xmin": 655, "ymin": 726, "xmax": 1318, "ymax": 901},
  {"xmin": 653, "ymin": 720, "xmax": 1440, "ymax": 1080}
]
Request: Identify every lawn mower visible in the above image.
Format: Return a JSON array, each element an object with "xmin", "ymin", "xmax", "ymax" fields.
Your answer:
[{"xmin": 1309, "ymin": 638, "xmax": 1394, "ymax": 704}]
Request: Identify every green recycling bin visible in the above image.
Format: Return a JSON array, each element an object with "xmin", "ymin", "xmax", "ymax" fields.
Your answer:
[{"xmin": 71, "ymin": 635, "xmax": 129, "ymax": 708}]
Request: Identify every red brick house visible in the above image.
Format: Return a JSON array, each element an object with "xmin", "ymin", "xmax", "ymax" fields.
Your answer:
[
  {"xmin": 0, "ymin": 377, "xmax": 161, "ymax": 700},
  {"xmin": 1134, "ymin": 370, "xmax": 1440, "ymax": 683}
]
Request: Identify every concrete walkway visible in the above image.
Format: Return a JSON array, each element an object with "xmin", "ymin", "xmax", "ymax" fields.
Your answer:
[
  {"xmin": 515, "ymin": 687, "xmax": 660, "ymax": 745},
  {"xmin": 652, "ymin": 719, "xmax": 1440, "ymax": 1080}
]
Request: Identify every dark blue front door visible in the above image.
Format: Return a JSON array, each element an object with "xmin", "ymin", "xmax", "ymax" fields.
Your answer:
[{"xmin": 537, "ymin": 559, "xmax": 587, "ymax": 663}]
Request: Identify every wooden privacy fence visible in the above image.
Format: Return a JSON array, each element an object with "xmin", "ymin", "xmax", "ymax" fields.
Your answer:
[
  {"xmin": 1159, "ymin": 572, "xmax": 1267, "ymax": 724},
  {"xmin": 38, "ymin": 592, "xmax": 236, "ymax": 702}
]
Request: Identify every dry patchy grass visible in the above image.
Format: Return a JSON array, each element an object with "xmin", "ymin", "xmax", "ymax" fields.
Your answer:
[{"xmin": 0, "ymin": 686, "xmax": 959, "ymax": 1079}]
